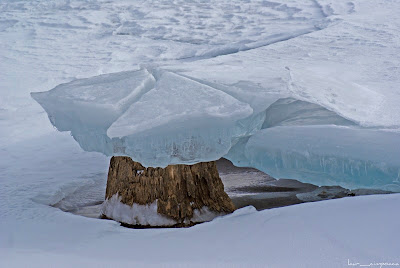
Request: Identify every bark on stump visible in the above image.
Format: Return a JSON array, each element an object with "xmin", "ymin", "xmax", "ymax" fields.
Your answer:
[{"xmin": 102, "ymin": 156, "xmax": 235, "ymax": 227}]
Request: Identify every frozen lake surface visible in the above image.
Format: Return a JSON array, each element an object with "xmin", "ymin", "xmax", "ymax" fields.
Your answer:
[{"xmin": 1, "ymin": 0, "xmax": 400, "ymax": 266}]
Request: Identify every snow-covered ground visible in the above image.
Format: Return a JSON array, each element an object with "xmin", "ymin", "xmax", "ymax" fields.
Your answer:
[
  {"xmin": 1, "ymin": 0, "xmax": 400, "ymax": 266},
  {"xmin": 2, "ymin": 187, "xmax": 400, "ymax": 267}
]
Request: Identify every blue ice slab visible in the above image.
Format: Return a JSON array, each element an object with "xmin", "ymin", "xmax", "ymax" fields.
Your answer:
[{"xmin": 226, "ymin": 125, "xmax": 400, "ymax": 191}]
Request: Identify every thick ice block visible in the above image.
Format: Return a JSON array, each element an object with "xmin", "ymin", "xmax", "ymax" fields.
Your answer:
[
  {"xmin": 227, "ymin": 125, "xmax": 400, "ymax": 191},
  {"xmin": 31, "ymin": 69, "xmax": 156, "ymax": 155},
  {"xmin": 32, "ymin": 69, "xmax": 255, "ymax": 166},
  {"xmin": 31, "ymin": 68, "xmax": 400, "ymax": 190}
]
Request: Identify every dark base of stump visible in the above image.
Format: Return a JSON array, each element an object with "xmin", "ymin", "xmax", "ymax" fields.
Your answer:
[{"xmin": 102, "ymin": 156, "xmax": 235, "ymax": 227}]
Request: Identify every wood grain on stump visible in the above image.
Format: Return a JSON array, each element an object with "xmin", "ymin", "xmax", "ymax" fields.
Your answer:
[{"xmin": 103, "ymin": 156, "xmax": 235, "ymax": 226}]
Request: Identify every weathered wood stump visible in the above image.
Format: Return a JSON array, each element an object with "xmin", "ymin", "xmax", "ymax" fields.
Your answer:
[{"xmin": 101, "ymin": 156, "xmax": 235, "ymax": 227}]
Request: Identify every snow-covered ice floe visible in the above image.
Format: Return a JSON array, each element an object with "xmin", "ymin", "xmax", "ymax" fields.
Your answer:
[{"xmin": 28, "ymin": 0, "xmax": 400, "ymax": 191}]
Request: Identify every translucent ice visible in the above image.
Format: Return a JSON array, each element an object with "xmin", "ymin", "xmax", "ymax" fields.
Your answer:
[
  {"xmin": 227, "ymin": 125, "xmax": 400, "ymax": 191},
  {"xmin": 32, "ymin": 69, "xmax": 155, "ymax": 131},
  {"xmin": 32, "ymin": 68, "xmax": 400, "ymax": 190},
  {"xmin": 31, "ymin": 69, "xmax": 156, "ymax": 155},
  {"xmin": 106, "ymin": 71, "xmax": 257, "ymax": 167},
  {"xmin": 32, "ymin": 69, "xmax": 255, "ymax": 167}
]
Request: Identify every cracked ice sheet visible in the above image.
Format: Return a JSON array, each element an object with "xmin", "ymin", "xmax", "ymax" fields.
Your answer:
[
  {"xmin": 0, "ymin": 0, "xmax": 330, "ymax": 147},
  {"xmin": 169, "ymin": 0, "xmax": 400, "ymax": 128},
  {"xmin": 105, "ymin": 71, "xmax": 254, "ymax": 166},
  {"xmin": 31, "ymin": 69, "xmax": 254, "ymax": 167},
  {"xmin": 0, "ymin": 0, "xmax": 326, "ymax": 79}
]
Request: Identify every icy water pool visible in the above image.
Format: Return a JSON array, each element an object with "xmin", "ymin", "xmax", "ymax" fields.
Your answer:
[{"xmin": 52, "ymin": 158, "xmax": 393, "ymax": 219}]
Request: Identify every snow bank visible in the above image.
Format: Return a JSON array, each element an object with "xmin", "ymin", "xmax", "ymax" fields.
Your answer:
[{"xmin": 2, "ymin": 191, "xmax": 400, "ymax": 267}]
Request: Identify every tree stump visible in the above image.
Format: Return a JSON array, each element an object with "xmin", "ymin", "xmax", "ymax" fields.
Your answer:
[{"xmin": 102, "ymin": 156, "xmax": 235, "ymax": 227}]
